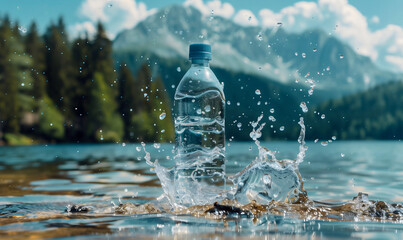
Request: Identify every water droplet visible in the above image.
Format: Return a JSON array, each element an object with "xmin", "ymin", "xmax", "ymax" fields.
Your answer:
[
  {"xmin": 302, "ymin": 53, "xmax": 306, "ymax": 58},
  {"xmin": 257, "ymin": 101, "xmax": 261, "ymax": 105},
  {"xmin": 236, "ymin": 102, "xmax": 240, "ymax": 106},
  {"xmin": 18, "ymin": 26, "xmax": 27, "ymax": 33},
  {"xmin": 248, "ymin": 16, "xmax": 252, "ymax": 21},
  {"xmin": 257, "ymin": 34, "xmax": 263, "ymax": 41},
  {"xmin": 277, "ymin": 22, "xmax": 282, "ymax": 27},
  {"xmin": 153, "ymin": 143, "xmax": 160, "ymax": 149},
  {"xmin": 50, "ymin": 123, "xmax": 53, "ymax": 126},
  {"xmin": 268, "ymin": 116, "xmax": 276, "ymax": 122},
  {"xmin": 279, "ymin": 126, "xmax": 285, "ymax": 131},
  {"xmin": 161, "ymin": 129, "xmax": 165, "ymax": 133},
  {"xmin": 267, "ymin": 44, "xmax": 271, "ymax": 48},
  {"xmin": 227, "ymin": 100, "xmax": 231, "ymax": 105},
  {"xmin": 321, "ymin": 141, "xmax": 329, "ymax": 146},
  {"xmin": 136, "ymin": 146, "xmax": 141, "ymax": 152},
  {"xmin": 211, "ymin": 10, "xmax": 214, "ymax": 15},
  {"xmin": 339, "ymin": 54, "xmax": 344, "ymax": 59},
  {"xmin": 294, "ymin": 52, "xmax": 298, "ymax": 56},
  {"xmin": 21, "ymin": 83, "xmax": 25, "ymax": 86},
  {"xmin": 341, "ymin": 153, "xmax": 345, "ymax": 157},
  {"xmin": 197, "ymin": 109, "xmax": 202, "ymax": 114},
  {"xmin": 122, "ymin": 143, "xmax": 126, "ymax": 147},
  {"xmin": 308, "ymin": 89, "xmax": 314, "ymax": 95},
  {"xmin": 270, "ymin": 108, "xmax": 275, "ymax": 114},
  {"xmin": 176, "ymin": 67, "xmax": 181, "ymax": 72},
  {"xmin": 204, "ymin": 105, "xmax": 211, "ymax": 112},
  {"xmin": 159, "ymin": 112, "xmax": 166, "ymax": 120},
  {"xmin": 300, "ymin": 102, "xmax": 308, "ymax": 113},
  {"xmin": 237, "ymin": 122, "xmax": 242, "ymax": 128},
  {"xmin": 313, "ymin": 48, "xmax": 317, "ymax": 52},
  {"xmin": 171, "ymin": 84, "xmax": 175, "ymax": 88},
  {"xmin": 314, "ymin": 139, "xmax": 319, "ymax": 143},
  {"xmin": 255, "ymin": 89, "xmax": 261, "ymax": 95},
  {"xmin": 321, "ymin": 114, "xmax": 325, "ymax": 119},
  {"xmin": 332, "ymin": 136, "xmax": 337, "ymax": 140}
]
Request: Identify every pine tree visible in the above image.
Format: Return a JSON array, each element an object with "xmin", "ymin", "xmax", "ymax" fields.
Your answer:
[
  {"xmin": 25, "ymin": 22, "xmax": 46, "ymax": 101},
  {"xmin": 71, "ymin": 35, "xmax": 93, "ymax": 140},
  {"xmin": 86, "ymin": 72, "xmax": 123, "ymax": 142},
  {"xmin": 149, "ymin": 76, "xmax": 174, "ymax": 142},
  {"xmin": 44, "ymin": 18, "xmax": 75, "ymax": 123},
  {"xmin": 0, "ymin": 17, "xmax": 21, "ymax": 134},
  {"xmin": 92, "ymin": 22, "xmax": 117, "ymax": 92},
  {"xmin": 118, "ymin": 64, "xmax": 138, "ymax": 140}
]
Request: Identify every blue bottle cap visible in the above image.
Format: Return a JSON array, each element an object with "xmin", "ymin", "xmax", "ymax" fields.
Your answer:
[{"xmin": 189, "ymin": 43, "xmax": 212, "ymax": 60}]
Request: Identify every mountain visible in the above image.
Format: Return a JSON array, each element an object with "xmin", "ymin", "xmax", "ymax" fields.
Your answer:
[
  {"xmin": 113, "ymin": 4, "xmax": 400, "ymax": 98},
  {"xmin": 303, "ymin": 80, "xmax": 403, "ymax": 140}
]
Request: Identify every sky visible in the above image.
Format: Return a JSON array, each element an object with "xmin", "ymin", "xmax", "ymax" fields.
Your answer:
[{"xmin": 1, "ymin": 0, "xmax": 403, "ymax": 72}]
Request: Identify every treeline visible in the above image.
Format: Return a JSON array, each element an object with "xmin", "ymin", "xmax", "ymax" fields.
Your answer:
[
  {"xmin": 0, "ymin": 16, "xmax": 174, "ymax": 145},
  {"xmin": 304, "ymin": 80, "xmax": 403, "ymax": 140}
]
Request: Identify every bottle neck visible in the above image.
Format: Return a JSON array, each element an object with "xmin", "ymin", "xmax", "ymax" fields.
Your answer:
[{"xmin": 191, "ymin": 58, "xmax": 210, "ymax": 67}]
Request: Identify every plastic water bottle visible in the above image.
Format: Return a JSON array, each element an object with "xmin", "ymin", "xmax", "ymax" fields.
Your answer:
[{"xmin": 174, "ymin": 44, "xmax": 225, "ymax": 206}]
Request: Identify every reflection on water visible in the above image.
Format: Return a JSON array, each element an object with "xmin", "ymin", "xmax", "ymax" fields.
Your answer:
[{"xmin": 0, "ymin": 141, "xmax": 403, "ymax": 239}]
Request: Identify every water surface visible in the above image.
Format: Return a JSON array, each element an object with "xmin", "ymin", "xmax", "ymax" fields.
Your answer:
[{"xmin": 0, "ymin": 141, "xmax": 402, "ymax": 239}]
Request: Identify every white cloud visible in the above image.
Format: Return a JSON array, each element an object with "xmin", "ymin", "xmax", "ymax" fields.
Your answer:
[
  {"xmin": 69, "ymin": 21, "xmax": 96, "ymax": 39},
  {"xmin": 72, "ymin": 0, "xmax": 156, "ymax": 39},
  {"xmin": 255, "ymin": 0, "xmax": 403, "ymax": 72},
  {"xmin": 233, "ymin": 10, "xmax": 259, "ymax": 26},
  {"xmin": 184, "ymin": 0, "xmax": 234, "ymax": 18}
]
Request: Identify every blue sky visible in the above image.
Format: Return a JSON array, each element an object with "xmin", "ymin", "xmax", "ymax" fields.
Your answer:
[
  {"xmin": 1, "ymin": 0, "xmax": 402, "ymax": 33},
  {"xmin": 1, "ymin": 0, "xmax": 403, "ymax": 72}
]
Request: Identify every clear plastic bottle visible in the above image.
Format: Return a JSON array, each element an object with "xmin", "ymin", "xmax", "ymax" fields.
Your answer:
[{"xmin": 174, "ymin": 44, "xmax": 225, "ymax": 206}]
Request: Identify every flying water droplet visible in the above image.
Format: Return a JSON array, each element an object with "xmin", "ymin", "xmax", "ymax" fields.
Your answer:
[
  {"xmin": 18, "ymin": 26, "xmax": 27, "ymax": 33},
  {"xmin": 302, "ymin": 53, "xmax": 306, "ymax": 58},
  {"xmin": 255, "ymin": 89, "xmax": 261, "ymax": 95},
  {"xmin": 332, "ymin": 136, "xmax": 337, "ymax": 141},
  {"xmin": 314, "ymin": 139, "xmax": 319, "ymax": 143},
  {"xmin": 237, "ymin": 122, "xmax": 242, "ymax": 128},
  {"xmin": 237, "ymin": 102, "xmax": 240, "ymax": 106},
  {"xmin": 313, "ymin": 48, "xmax": 317, "ymax": 52},
  {"xmin": 279, "ymin": 126, "xmax": 285, "ymax": 131},
  {"xmin": 171, "ymin": 84, "xmax": 175, "ymax": 88},
  {"xmin": 176, "ymin": 67, "xmax": 181, "ymax": 72},
  {"xmin": 204, "ymin": 105, "xmax": 211, "ymax": 112},
  {"xmin": 321, "ymin": 114, "xmax": 325, "ymax": 119},
  {"xmin": 339, "ymin": 54, "xmax": 344, "ymax": 59},
  {"xmin": 270, "ymin": 108, "xmax": 275, "ymax": 114},
  {"xmin": 153, "ymin": 143, "xmax": 160, "ymax": 149},
  {"xmin": 197, "ymin": 109, "xmax": 202, "ymax": 114},
  {"xmin": 136, "ymin": 146, "xmax": 141, "ymax": 152},
  {"xmin": 300, "ymin": 102, "xmax": 308, "ymax": 113},
  {"xmin": 341, "ymin": 153, "xmax": 345, "ymax": 157},
  {"xmin": 268, "ymin": 116, "xmax": 276, "ymax": 122},
  {"xmin": 321, "ymin": 141, "xmax": 329, "ymax": 146},
  {"xmin": 159, "ymin": 112, "xmax": 166, "ymax": 120}
]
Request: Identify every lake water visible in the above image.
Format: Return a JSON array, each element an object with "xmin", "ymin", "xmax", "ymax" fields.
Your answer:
[{"xmin": 0, "ymin": 141, "xmax": 403, "ymax": 239}]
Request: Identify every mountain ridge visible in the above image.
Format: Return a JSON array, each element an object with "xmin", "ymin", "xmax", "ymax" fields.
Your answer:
[{"xmin": 113, "ymin": 4, "xmax": 400, "ymax": 98}]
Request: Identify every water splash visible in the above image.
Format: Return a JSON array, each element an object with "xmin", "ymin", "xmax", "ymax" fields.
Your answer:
[{"xmin": 229, "ymin": 116, "xmax": 307, "ymax": 204}]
